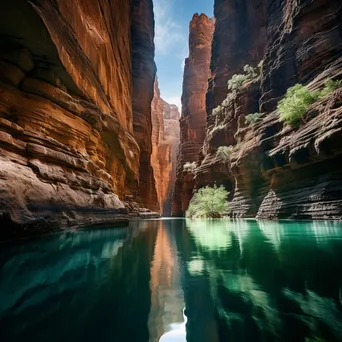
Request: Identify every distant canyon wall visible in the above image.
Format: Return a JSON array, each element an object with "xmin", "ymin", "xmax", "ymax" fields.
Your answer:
[
  {"xmin": 151, "ymin": 79, "xmax": 180, "ymax": 216},
  {"xmin": 172, "ymin": 13, "xmax": 214, "ymax": 216},
  {"xmin": 185, "ymin": 0, "xmax": 342, "ymax": 219},
  {"xmin": 0, "ymin": 0, "xmax": 158, "ymax": 239}
]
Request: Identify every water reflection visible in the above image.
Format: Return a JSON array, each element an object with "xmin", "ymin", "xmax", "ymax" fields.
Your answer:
[
  {"xmin": 0, "ymin": 219, "xmax": 342, "ymax": 341},
  {"xmin": 147, "ymin": 220, "xmax": 185, "ymax": 342},
  {"xmin": 182, "ymin": 219, "xmax": 342, "ymax": 341},
  {"xmin": 0, "ymin": 225, "xmax": 157, "ymax": 342}
]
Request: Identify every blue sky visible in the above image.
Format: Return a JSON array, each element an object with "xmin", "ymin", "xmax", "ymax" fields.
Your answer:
[{"xmin": 153, "ymin": 0, "xmax": 214, "ymax": 110}]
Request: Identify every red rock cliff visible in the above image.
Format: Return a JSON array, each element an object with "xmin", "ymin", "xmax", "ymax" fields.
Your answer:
[
  {"xmin": 131, "ymin": 0, "xmax": 159, "ymax": 212},
  {"xmin": 196, "ymin": 0, "xmax": 342, "ymax": 220},
  {"xmin": 0, "ymin": 0, "xmax": 156, "ymax": 239},
  {"xmin": 172, "ymin": 13, "xmax": 214, "ymax": 216},
  {"xmin": 151, "ymin": 79, "xmax": 180, "ymax": 215}
]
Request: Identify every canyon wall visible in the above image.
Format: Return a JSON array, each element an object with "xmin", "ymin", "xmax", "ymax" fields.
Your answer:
[
  {"xmin": 131, "ymin": 0, "xmax": 159, "ymax": 212},
  {"xmin": 172, "ymin": 13, "xmax": 214, "ymax": 216},
  {"xmin": 151, "ymin": 79, "xmax": 180, "ymax": 215},
  {"xmin": 195, "ymin": 0, "xmax": 342, "ymax": 219},
  {"xmin": 0, "ymin": 0, "xmax": 156, "ymax": 240}
]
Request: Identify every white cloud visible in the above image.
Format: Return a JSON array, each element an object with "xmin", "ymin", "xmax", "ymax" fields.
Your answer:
[
  {"xmin": 153, "ymin": 0, "xmax": 187, "ymax": 115},
  {"xmin": 154, "ymin": 0, "xmax": 187, "ymax": 57}
]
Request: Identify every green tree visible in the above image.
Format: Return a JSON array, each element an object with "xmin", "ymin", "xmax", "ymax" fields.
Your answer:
[
  {"xmin": 278, "ymin": 84, "xmax": 319, "ymax": 126},
  {"xmin": 278, "ymin": 79, "xmax": 341, "ymax": 127},
  {"xmin": 319, "ymin": 79, "xmax": 342, "ymax": 98},
  {"xmin": 216, "ymin": 146, "xmax": 233, "ymax": 162},
  {"xmin": 186, "ymin": 185, "xmax": 229, "ymax": 219},
  {"xmin": 245, "ymin": 112, "xmax": 261, "ymax": 125}
]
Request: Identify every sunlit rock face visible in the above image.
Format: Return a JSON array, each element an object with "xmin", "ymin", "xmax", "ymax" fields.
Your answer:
[
  {"xmin": 172, "ymin": 13, "xmax": 214, "ymax": 216},
  {"xmin": 196, "ymin": 0, "xmax": 342, "ymax": 219},
  {"xmin": 151, "ymin": 79, "xmax": 180, "ymax": 215},
  {"xmin": 131, "ymin": 0, "xmax": 159, "ymax": 212},
  {"xmin": 0, "ymin": 0, "xmax": 155, "ymax": 239}
]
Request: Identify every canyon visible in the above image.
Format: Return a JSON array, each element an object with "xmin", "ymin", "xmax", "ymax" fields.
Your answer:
[
  {"xmin": 1, "ymin": 0, "xmax": 342, "ymax": 241},
  {"xmin": 174, "ymin": 0, "xmax": 342, "ymax": 220}
]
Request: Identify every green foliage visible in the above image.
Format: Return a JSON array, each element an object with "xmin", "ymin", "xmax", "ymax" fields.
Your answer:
[
  {"xmin": 183, "ymin": 161, "xmax": 197, "ymax": 174},
  {"xmin": 212, "ymin": 63, "xmax": 261, "ymax": 117},
  {"xmin": 186, "ymin": 185, "xmax": 229, "ymax": 219},
  {"xmin": 243, "ymin": 64, "xmax": 259, "ymax": 79},
  {"xmin": 319, "ymin": 79, "xmax": 342, "ymax": 98},
  {"xmin": 278, "ymin": 84, "xmax": 319, "ymax": 126},
  {"xmin": 278, "ymin": 79, "xmax": 341, "ymax": 127},
  {"xmin": 216, "ymin": 146, "xmax": 233, "ymax": 162},
  {"xmin": 227, "ymin": 64, "xmax": 259, "ymax": 91},
  {"xmin": 212, "ymin": 105, "xmax": 222, "ymax": 116},
  {"xmin": 245, "ymin": 112, "xmax": 261, "ymax": 125},
  {"xmin": 228, "ymin": 74, "xmax": 249, "ymax": 91}
]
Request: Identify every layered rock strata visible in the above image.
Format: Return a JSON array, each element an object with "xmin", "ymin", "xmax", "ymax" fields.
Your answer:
[
  {"xmin": 196, "ymin": 0, "xmax": 342, "ymax": 220},
  {"xmin": 151, "ymin": 79, "xmax": 180, "ymax": 215},
  {"xmin": 0, "ymin": 0, "xmax": 156, "ymax": 240},
  {"xmin": 131, "ymin": 0, "xmax": 159, "ymax": 212},
  {"xmin": 172, "ymin": 13, "xmax": 214, "ymax": 216}
]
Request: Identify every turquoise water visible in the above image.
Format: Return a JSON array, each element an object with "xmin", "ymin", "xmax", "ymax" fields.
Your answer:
[{"xmin": 1, "ymin": 219, "xmax": 342, "ymax": 341}]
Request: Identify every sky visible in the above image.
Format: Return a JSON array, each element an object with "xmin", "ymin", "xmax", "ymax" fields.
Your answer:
[{"xmin": 153, "ymin": 0, "xmax": 214, "ymax": 111}]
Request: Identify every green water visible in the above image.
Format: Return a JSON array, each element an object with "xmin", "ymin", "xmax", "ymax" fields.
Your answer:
[{"xmin": 1, "ymin": 219, "xmax": 342, "ymax": 342}]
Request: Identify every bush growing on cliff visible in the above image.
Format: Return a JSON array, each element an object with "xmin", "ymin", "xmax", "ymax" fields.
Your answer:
[
  {"xmin": 183, "ymin": 162, "xmax": 197, "ymax": 174},
  {"xmin": 186, "ymin": 185, "xmax": 229, "ymax": 219},
  {"xmin": 216, "ymin": 146, "xmax": 233, "ymax": 162},
  {"xmin": 278, "ymin": 84, "xmax": 319, "ymax": 126},
  {"xmin": 212, "ymin": 105, "xmax": 223, "ymax": 116},
  {"xmin": 319, "ymin": 79, "xmax": 342, "ymax": 98},
  {"xmin": 278, "ymin": 79, "xmax": 341, "ymax": 127},
  {"xmin": 228, "ymin": 74, "xmax": 249, "ymax": 91},
  {"xmin": 245, "ymin": 112, "xmax": 261, "ymax": 125},
  {"xmin": 211, "ymin": 63, "xmax": 262, "ymax": 118},
  {"xmin": 227, "ymin": 64, "xmax": 260, "ymax": 92}
]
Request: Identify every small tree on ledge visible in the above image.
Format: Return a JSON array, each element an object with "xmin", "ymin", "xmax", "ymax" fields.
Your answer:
[{"xmin": 186, "ymin": 185, "xmax": 229, "ymax": 219}]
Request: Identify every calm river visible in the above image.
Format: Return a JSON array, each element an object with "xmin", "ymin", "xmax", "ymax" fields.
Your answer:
[{"xmin": 1, "ymin": 219, "xmax": 342, "ymax": 341}]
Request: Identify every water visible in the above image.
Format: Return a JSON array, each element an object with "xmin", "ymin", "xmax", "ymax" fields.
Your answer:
[{"xmin": 1, "ymin": 219, "xmax": 342, "ymax": 342}]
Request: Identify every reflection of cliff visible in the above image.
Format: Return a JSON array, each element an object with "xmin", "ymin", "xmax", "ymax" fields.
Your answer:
[
  {"xmin": 148, "ymin": 221, "xmax": 184, "ymax": 342},
  {"xmin": 181, "ymin": 219, "xmax": 342, "ymax": 341},
  {"xmin": 0, "ymin": 227, "xmax": 157, "ymax": 342}
]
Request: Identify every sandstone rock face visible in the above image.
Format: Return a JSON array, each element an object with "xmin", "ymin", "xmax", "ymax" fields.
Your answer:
[
  {"xmin": 0, "ymin": 0, "xmax": 155, "ymax": 240},
  {"xmin": 172, "ymin": 14, "xmax": 214, "ymax": 216},
  {"xmin": 151, "ymin": 79, "xmax": 180, "ymax": 215},
  {"xmin": 131, "ymin": 0, "xmax": 159, "ymax": 212},
  {"xmin": 163, "ymin": 104, "xmax": 181, "ymax": 215},
  {"xmin": 196, "ymin": 0, "xmax": 342, "ymax": 220}
]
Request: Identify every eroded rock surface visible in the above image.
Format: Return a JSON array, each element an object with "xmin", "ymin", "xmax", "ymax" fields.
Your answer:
[
  {"xmin": 172, "ymin": 13, "xmax": 214, "ymax": 216},
  {"xmin": 196, "ymin": 0, "xmax": 342, "ymax": 220},
  {"xmin": 131, "ymin": 0, "xmax": 159, "ymax": 212},
  {"xmin": 151, "ymin": 79, "xmax": 180, "ymax": 215},
  {"xmin": 0, "ymin": 0, "xmax": 156, "ymax": 239}
]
